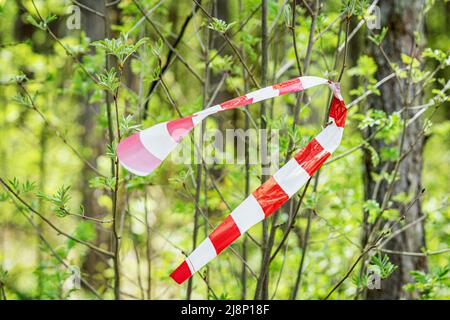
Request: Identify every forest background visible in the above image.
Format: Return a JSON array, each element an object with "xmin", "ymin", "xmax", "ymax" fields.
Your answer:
[{"xmin": 0, "ymin": 0, "xmax": 449, "ymax": 300}]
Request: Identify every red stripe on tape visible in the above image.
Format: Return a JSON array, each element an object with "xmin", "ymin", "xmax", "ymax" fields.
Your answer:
[
  {"xmin": 209, "ymin": 216, "xmax": 241, "ymax": 254},
  {"xmin": 117, "ymin": 134, "xmax": 161, "ymax": 174},
  {"xmin": 252, "ymin": 176, "xmax": 289, "ymax": 218},
  {"xmin": 294, "ymin": 138, "xmax": 330, "ymax": 176},
  {"xmin": 272, "ymin": 78, "xmax": 303, "ymax": 95},
  {"xmin": 167, "ymin": 117, "xmax": 194, "ymax": 142},
  {"xmin": 170, "ymin": 260, "xmax": 192, "ymax": 284},
  {"xmin": 329, "ymin": 96, "xmax": 347, "ymax": 127}
]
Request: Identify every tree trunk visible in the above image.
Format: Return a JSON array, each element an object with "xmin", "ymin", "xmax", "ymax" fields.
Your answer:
[
  {"xmin": 363, "ymin": 0, "xmax": 427, "ymax": 300},
  {"xmin": 77, "ymin": 0, "xmax": 109, "ymax": 285}
]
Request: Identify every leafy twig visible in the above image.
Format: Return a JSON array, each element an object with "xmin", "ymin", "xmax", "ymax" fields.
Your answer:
[{"xmin": 0, "ymin": 177, "xmax": 114, "ymax": 257}]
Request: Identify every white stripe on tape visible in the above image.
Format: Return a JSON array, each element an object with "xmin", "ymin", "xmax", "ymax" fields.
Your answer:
[
  {"xmin": 246, "ymin": 87, "xmax": 277, "ymax": 103},
  {"xmin": 188, "ymin": 237, "xmax": 217, "ymax": 272},
  {"xmin": 139, "ymin": 122, "xmax": 177, "ymax": 160},
  {"xmin": 273, "ymin": 158, "xmax": 310, "ymax": 198},
  {"xmin": 230, "ymin": 195, "xmax": 265, "ymax": 234},
  {"xmin": 300, "ymin": 76, "xmax": 328, "ymax": 89},
  {"xmin": 193, "ymin": 105, "xmax": 222, "ymax": 125},
  {"xmin": 314, "ymin": 124, "xmax": 344, "ymax": 153}
]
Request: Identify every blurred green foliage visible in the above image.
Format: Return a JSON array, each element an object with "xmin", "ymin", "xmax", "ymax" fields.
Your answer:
[{"xmin": 0, "ymin": 0, "xmax": 448, "ymax": 300}]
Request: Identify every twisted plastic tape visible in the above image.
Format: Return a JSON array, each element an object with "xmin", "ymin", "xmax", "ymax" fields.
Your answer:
[
  {"xmin": 168, "ymin": 80, "xmax": 347, "ymax": 284},
  {"xmin": 117, "ymin": 76, "xmax": 336, "ymax": 176}
]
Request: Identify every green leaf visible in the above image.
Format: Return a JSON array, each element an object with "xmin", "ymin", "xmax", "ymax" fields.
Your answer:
[
  {"xmin": 92, "ymin": 34, "xmax": 148, "ymax": 65},
  {"xmin": 96, "ymin": 68, "xmax": 120, "ymax": 93},
  {"xmin": 0, "ymin": 267, "xmax": 8, "ymax": 283},
  {"xmin": 120, "ymin": 114, "xmax": 141, "ymax": 137},
  {"xmin": 363, "ymin": 199, "xmax": 381, "ymax": 224},
  {"xmin": 368, "ymin": 27, "xmax": 388, "ymax": 46},
  {"xmin": 401, "ymin": 53, "xmax": 420, "ymax": 68},
  {"xmin": 382, "ymin": 208, "xmax": 400, "ymax": 220},
  {"xmin": 208, "ymin": 18, "xmax": 236, "ymax": 34},
  {"xmin": 26, "ymin": 15, "xmax": 45, "ymax": 30},
  {"xmin": 151, "ymin": 39, "xmax": 163, "ymax": 57},
  {"xmin": 74, "ymin": 221, "xmax": 96, "ymax": 242},
  {"xmin": 210, "ymin": 54, "xmax": 233, "ymax": 74},
  {"xmin": 348, "ymin": 55, "xmax": 378, "ymax": 79},
  {"xmin": 405, "ymin": 266, "xmax": 450, "ymax": 299},
  {"xmin": 368, "ymin": 253, "xmax": 397, "ymax": 279},
  {"xmin": 380, "ymin": 146, "xmax": 399, "ymax": 162},
  {"xmin": 36, "ymin": 185, "xmax": 72, "ymax": 217},
  {"xmin": 89, "ymin": 176, "xmax": 116, "ymax": 190},
  {"xmin": 106, "ymin": 143, "xmax": 117, "ymax": 159},
  {"xmin": 8, "ymin": 178, "xmax": 20, "ymax": 192},
  {"xmin": 12, "ymin": 93, "xmax": 33, "ymax": 109},
  {"xmin": 364, "ymin": 143, "xmax": 380, "ymax": 167}
]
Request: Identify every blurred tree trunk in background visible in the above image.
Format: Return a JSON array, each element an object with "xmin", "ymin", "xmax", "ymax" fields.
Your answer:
[
  {"xmin": 13, "ymin": 0, "xmax": 34, "ymax": 43},
  {"xmin": 363, "ymin": 0, "xmax": 427, "ymax": 299},
  {"xmin": 78, "ymin": 0, "xmax": 109, "ymax": 286},
  {"xmin": 210, "ymin": 0, "xmax": 234, "ymax": 133}
]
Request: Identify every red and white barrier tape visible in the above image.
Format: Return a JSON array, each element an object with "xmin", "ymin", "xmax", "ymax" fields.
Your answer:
[
  {"xmin": 117, "ymin": 76, "xmax": 337, "ymax": 176},
  {"xmin": 115, "ymin": 76, "xmax": 347, "ymax": 285}
]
